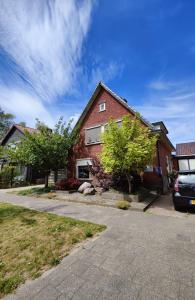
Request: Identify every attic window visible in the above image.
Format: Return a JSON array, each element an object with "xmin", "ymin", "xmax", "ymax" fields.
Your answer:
[{"xmin": 99, "ymin": 102, "xmax": 106, "ymax": 112}]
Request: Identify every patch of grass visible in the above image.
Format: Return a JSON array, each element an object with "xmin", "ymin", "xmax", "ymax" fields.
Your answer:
[
  {"xmin": 0, "ymin": 203, "xmax": 106, "ymax": 298},
  {"xmin": 18, "ymin": 187, "xmax": 52, "ymax": 196},
  {"xmin": 116, "ymin": 200, "xmax": 130, "ymax": 210},
  {"xmin": 84, "ymin": 228, "xmax": 93, "ymax": 237}
]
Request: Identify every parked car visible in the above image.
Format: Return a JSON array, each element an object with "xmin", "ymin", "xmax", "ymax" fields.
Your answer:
[{"xmin": 173, "ymin": 170, "xmax": 195, "ymax": 211}]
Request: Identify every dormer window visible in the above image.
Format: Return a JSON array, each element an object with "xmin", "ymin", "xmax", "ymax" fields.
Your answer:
[{"xmin": 99, "ymin": 102, "xmax": 106, "ymax": 112}]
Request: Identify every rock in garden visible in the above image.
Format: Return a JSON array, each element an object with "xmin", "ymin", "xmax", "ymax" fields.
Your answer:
[
  {"xmin": 95, "ymin": 187, "xmax": 104, "ymax": 195},
  {"xmin": 83, "ymin": 187, "xmax": 95, "ymax": 195},
  {"xmin": 78, "ymin": 182, "xmax": 91, "ymax": 193}
]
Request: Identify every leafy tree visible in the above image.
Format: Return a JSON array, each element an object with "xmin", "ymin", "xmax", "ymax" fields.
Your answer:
[
  {"xmin": 0, "ymin": 107, "xmax": 14, "ymax": 139},
  {"xmin": 101, "ymin": 114, "xmax": 158, "ymax": 194},
  {"xmin": 7, "ymin": 117, "xmax": 77, "ymax": 188},
  {"xmin": 18, "ymin": 121, "xmax": 26, "ymax": 127}
]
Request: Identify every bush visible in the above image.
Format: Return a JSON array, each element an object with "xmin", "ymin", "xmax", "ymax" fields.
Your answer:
[
  {"xmin": 0, "ymin": 165, "xmax": 18, "ymax": 188},
  {"xmin": 116, "ymin": 200, "xmax": 130, "ymax": 210},
  {"xmin": 89, "ymin": 158, "xmax": 112, "ymax": 191},
  {"xmin": 55, "ymin": 178, "xmax": 81, "ymax": 191}
]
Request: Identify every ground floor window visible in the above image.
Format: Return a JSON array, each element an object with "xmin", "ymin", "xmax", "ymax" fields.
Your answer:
[
  {"xmin": 76, "ymin": 159, "xmax": 92, "ymax": 180},
  {"xmin": 178, "ymin": 158, "xmax": 195, "ymax": 171}
]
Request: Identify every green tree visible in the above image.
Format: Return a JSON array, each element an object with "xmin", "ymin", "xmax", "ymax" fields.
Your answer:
[
  {"xmin": 7, "ymin": 117, "xmax": 77, "ymax": 188},
  {"xmin": 18, "ymin": 121, "xmax": 26, "ymax": 127},
  {"xmin": 0, "ymin": 107, "xmax": 14, "ymax": 139},
  {"xmin": 101, "ymin": 114, "xmax": 158, "ymax": 194}
]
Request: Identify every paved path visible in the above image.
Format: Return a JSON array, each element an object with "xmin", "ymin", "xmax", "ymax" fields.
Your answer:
[{"xmin": 1, "ymin": 192, "xmax": 195, "ymax": 300}]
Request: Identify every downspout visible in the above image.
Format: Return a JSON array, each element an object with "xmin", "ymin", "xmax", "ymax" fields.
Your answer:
[{"xmin": 156, "ymin": 140, "xmax": 163, "ymax": 194}]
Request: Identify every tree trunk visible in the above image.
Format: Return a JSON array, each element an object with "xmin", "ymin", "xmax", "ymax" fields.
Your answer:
[
  {"xmin": 126, "ymin": 173, "xmax": 133, "ymax": 194},
  {"xmin": 44, "ymin": 174, "xmax": 49, "ymax": 188}
]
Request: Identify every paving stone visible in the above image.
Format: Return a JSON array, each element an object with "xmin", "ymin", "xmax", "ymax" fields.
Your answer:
[
  {"xmin": 56, "ymin": 273, "xmax": 85, "ymax": 298},
  {"xmin": 1, "ymin": 192, "xmax": 195, "ymax": 300},
  {"xmin": 32, "ymin": 285, "xmax": 59, "ymax": 300}
]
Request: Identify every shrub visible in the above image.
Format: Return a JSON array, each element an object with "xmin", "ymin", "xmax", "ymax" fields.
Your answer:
[
  {"xmin": 116, "ymin": 200, "xmax": 130, "ymax": 210},
  {"xmin": 55, "ymin": 178, "xmax": 81, "ymax": 191},
  {"xmin": 89, "ymin": 158, "xmax": 112, "ymax": 191},
  {"xmin": 84, "ymin": 228, "xmax": 93, "ymax": 237},
  {"xmin": 0, "ymin": 165, "xmax": 18, "ymax": 188},
  {"xmin": 55, "ymin": 179, "xmax": 66, "ymax": 190}
]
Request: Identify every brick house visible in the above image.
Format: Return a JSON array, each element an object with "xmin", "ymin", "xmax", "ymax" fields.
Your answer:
[
  {"xmin": 174, "ymin": 142, "xmax": 195, "ymax": 171},
  {"xmin": 69, "ymin": 82, "xmax": 175, "ymax": 193}
]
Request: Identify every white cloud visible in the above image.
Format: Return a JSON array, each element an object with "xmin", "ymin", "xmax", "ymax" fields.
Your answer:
[
  {"xmin": 137, "ymin": 79, "xmax": 195, "ymax": 145},
  {"xmin": 0, "ymin": 0, "xmax": 94, "ymax": 102},
  {"xmin": 0, "ymin": 85, "xmax": 55, "ymax": 127},
  {"xmin": 90, "ymin": 62, "xmax": 123, "ymax": 87},
  {"xmin": 69, "ymin": 113, "xmax": 81, "ymax": 128},
  {"xmin": 148, "ymin": 80, "xmax": 174, "ymax": 91}
]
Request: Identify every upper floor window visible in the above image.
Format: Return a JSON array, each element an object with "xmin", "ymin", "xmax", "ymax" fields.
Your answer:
[
  {"xmin": 85, "ymin": 120, "xmax": 122, "ymax": 145},
  {"xmin": 85, "ymin": 126, "xmax": 102, "ymax": 145},
  {"xmin": 99, "ymin": 102, "xmax": 106, "ymax": 112}
]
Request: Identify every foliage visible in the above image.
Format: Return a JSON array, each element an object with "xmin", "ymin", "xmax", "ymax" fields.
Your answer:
[
  {"xmin": 0, "ymin": 107, "xmax": 14, "ymax": 140},
  {"xmin": 7, "ymin": 117, "xmax": 77, "ymax": 188},
  {"xmin": 101, "ymin": 114, "xmax": 158, "ymax": 193},
  {"xmin": 88, "ymin": 158, "xmax": 113, "ymax": 191},
  {"xmin": 0, "ymin": 203, "xmax": 106, "ymax": 297},
  {"xmin": 17, "ymin": 187, "xmax": 52, "ymax": 196},
  {"xmin": 55, "ymin": 178, "xmax": 81, "ymax": 191},
  {"xmin": 168, "ymin": 169, "xmax": 178, "ymax": 187},
  {"xmin": 18, "ymin": 121, "xmax": 26, "ymax": 127},
  {"xmin": 116, "ymin": 200, "xmax": 130, "ymax": 210},
  {"xmin": 0, "ymin": 165, "xmax": 18, "ymax": 188}
]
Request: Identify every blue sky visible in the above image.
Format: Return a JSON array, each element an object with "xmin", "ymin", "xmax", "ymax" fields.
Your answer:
[{"xmin": 0, "ymin": 0, "xmax": 195, "ymax": 145}]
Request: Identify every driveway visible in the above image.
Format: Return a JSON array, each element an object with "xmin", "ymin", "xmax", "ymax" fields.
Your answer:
[
  {"xmin": 147, "ymin": 193, "xmax": 195, "ymax": 219},
  {"xmin": 1, "ymin": 191, "xmax": 195, "ymax": 300}
]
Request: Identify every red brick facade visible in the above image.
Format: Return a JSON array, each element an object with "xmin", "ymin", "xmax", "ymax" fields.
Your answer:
[{"xmin": 69, "ymin": 83, "xmax": 174, "ymax": 193}]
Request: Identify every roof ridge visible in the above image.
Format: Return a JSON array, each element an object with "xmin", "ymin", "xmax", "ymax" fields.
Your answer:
[{"xmin": 15, "ymin": 124, "xmax": 36, "ymax": 130}]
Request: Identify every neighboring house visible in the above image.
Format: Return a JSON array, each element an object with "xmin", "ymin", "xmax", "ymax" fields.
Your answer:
[
  {"xmin": 0, "ymin": 124, "xmax": 44, "ymax": 183},
  {"xmin": 174, "ymin": 142, "xmax": 195, "ymax": 171},
  {"xmin": 69, "ymin": 82, "xmax": 175, "ymax": 193},
  {"xmin": 0, "ymin": 124, "xmax": 67, "ymax": 185}
]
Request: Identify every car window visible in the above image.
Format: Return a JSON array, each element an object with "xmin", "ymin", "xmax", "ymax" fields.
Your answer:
[{"xmin": 178, "ymin": 174, "xmax": 195, "ymax": 184}]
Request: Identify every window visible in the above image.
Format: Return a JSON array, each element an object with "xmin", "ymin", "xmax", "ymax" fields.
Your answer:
[
  {"xmin": 76, "ymin": 159, "xmax": 92, "ymax": 179},
  {"xmin": 99, "ymin": 102, "xmax": 106, "ymax": 112},
  {"xmin": 78, "ymin": 166, "xmax": 90, "ymax": 179},
  {"xmin": 189, "ymin": 159, "xmax": 195, "ymax": 170},
  {"xmin": 85, "ymin": 126, "xmax": 102, "ymax": 144},
  {"xmin": 179, "ymin": 158, "xmax": 195, "ymax": 171},
  {"xmin": 179, "ymin": 159, "xmax": 189, "ymax": 171}
]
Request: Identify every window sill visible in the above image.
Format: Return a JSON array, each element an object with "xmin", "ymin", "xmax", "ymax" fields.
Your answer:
[
  {"xmin": 85, "ymin": 142, "xmax": 101, "ymax": 146},
  {"xmin": 77, "ymin": 178, "xmax": 92, "ymax": 181}
]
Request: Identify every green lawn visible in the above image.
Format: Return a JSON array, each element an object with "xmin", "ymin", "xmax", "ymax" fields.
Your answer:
[{"xmin": 0, "ymin": 203, "xmax": 106, "ymax": 297}]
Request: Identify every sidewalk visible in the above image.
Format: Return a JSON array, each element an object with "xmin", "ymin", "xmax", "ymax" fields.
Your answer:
[{"xmin": 1, "ymin": 191, "xmax": 195, "ymax": 300}]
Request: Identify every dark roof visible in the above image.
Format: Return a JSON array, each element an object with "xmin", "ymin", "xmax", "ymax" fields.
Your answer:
[
  {"xmin": 14, "ymin": 124, "xmax": 38, "ymax": 134},
  {"xmin": 176, "ymin": 142, "xmax": 195, "ymax": 156},
  {"xmin": 1, "ymin": 124, "xmax": 38, "ymax": 145}
]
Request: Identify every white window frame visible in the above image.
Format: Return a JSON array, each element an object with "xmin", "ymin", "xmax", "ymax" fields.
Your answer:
[
  {"xmin": 76, "ymin": 158, "xmax": 92, "ymax": 180},
  {"xmin": 99, "ymin": 102, "xmax": 106, "ymax": 112}
]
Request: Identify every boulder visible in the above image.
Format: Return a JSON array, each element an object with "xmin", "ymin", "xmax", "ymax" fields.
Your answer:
[
  {"xmin": 83, "ymin": 187, "xmax": 95, "ymax": 195},
  {"xmin": 78, "ymin": 182, "xmax": 91, "ymax": 193}
]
